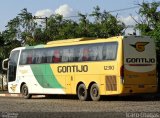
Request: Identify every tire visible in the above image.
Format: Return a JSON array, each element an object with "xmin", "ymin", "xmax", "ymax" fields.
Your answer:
[
  {"xmin": 77, "ymin": 84, "xmax": 88, "ymax": 101},
  {"xmin": 90, "ymin": 83, "xmax": 100, "ymax": 101},
  {"xmin": 21, "ymin": 84, "xmax": 32, "ymax": 99}
]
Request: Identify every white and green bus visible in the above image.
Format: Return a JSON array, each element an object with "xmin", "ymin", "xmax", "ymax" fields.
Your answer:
[{"xmin": 2, "ymin": 36, "xmax": 157, "ymax": 101}]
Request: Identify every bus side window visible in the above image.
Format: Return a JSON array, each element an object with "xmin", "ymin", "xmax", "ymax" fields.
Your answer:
[
  {"xmin": 20, "ymin": 51, "xmax": 27, "ymax": 65},
  {"xmin": 103, "ymin": 43, "xmax": 117, "ymax": 60},
  {"xmin": 68, "ymin": 48, "xmax": 74, "ymax": 62},
  {"xmin": 96, "ymin": 45, "xmax": 103, "ymax": 61},
  {"xmin": 82, "ymin": 48, "xmax": 89, "ymax": 61},
  {"xmin": 42, "ymin": 56, "xmax": 47, "ymax": 63},
  {"xmin": 61, "ymin": 48, "xmax": 69, "ymax": 62},
  {"xmin": 77, "ymin": 47, "xmax": 83, "ymax": 61},
  {"xmin": 74, "ymin": 47, "xmax": 79, "ymax": 62},
  {"xmin": 34, "ymin": 50, "xmax": 43, "ymax": 64},
  {"xmin": 46, "ymin": 49, "xmax": 52, "ymax": 63},
  {"xmin": 53, "ymin": 50, "xmax": 61, "ymax": 63},
  {"xmin": 27, "ymin": 54, "xmax": 32, "ymax": 64},
  {"xmin": 89, "ymin": 46, "xmax": 98, "ymax": 61}
]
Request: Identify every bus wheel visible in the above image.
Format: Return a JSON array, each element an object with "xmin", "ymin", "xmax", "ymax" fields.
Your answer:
[
  {"xmin": 21, "ymin": 84, "xmax": 32, "ymax": 99},
  {"xmin": 90, "ymin": 83, "xmax": 100, "ymax": 101},
  {"xmin": 77, "ymin": 84, "xmax": 88, "ymax": 101}
]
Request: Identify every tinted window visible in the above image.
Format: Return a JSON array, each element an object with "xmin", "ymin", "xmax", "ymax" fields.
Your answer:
[
  {"xmin": 8, "ymin": 50, "xmax": 20, "ymax": 82},
  {"xmin": 32, "ymin": 49, "xmax": 46, "ymax": 64},
  {"xmin": 45, "ymin": 48, "xmax": 53, "ymax": 63},
  {"xmin": 20, "ymin": 50, "xmax": 33, "ymax": 65},
  {"xmin": 19, "ymin": 42, "xmax": 118, "ymax": 65},
  {"xmin": 75, "ymin": 46, "xmax": 89, "ymax": 62},
  {"xmin": 103, "ymin": 43, "xmax": 118, "ymax": 60},
  {"xmin": 61, "ymin": 47, "xmax": 74, "ymax": 62},
  {"xmin": 89, "ymin": 44, "xmax": 103, "ymax": 61},
  {"xmin": 53, "ymin": 49, "xmax": 61, "ymax": 63}
]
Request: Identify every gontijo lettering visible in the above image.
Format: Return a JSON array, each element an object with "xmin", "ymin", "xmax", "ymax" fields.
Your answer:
[
  {"xmin": 126, "ymin": 58, "xmax": 155, "ymax": 63},
  {"xmin": 58, "ymin": 65, "xmax": 88, "ymax": 73}
]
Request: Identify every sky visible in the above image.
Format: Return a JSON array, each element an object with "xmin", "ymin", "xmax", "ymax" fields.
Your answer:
[{"xmin": 0, "ymin": 0, "xmax": 159, "ymax": 34}]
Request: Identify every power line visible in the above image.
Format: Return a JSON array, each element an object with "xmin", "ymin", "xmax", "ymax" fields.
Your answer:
[
  {"xmin": 33, "ymin": 3, "xmax": 149, "ymax": 28},
  {"xmin": 63, "ymin": 6, "xmax": 139, "ymax": 19},
  {"xmin": 107, "ymin": 6, "xmax": 139, "ymax": 13},
  {"xmin": 34, "ymin": 5, "xmax": 141, "ymax": 21},
  {"xmin": 33, "ymin": 5, "xmax": 139, "ymax": 30}
]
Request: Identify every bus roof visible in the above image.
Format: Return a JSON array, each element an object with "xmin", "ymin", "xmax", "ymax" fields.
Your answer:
[
  {"xmin": 46, "ymin": 36, "xmax": 123, "ymax": 45},
  {"xmin": 12, "ymin": 47, "xmax": 25, "ymax": 51},
  {"xmin": 46, "ymin": 37, "xmax": 97, "ymax": 45}
]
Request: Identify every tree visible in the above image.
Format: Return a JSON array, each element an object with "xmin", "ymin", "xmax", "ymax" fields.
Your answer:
[
  {"xmin": 58, "ymin": 19, "xmax": 78, "ymax": 39},
  {"xmin": 77, "ymin": 13, "xmax": 90, "ymax": 37},
  {"xmin": 0, "ymin": 31, "xmax": 21, "ymax": 71},
  {"xmin": 89, "ymin": 6, "xmax": 125, "ymax": 38},
  {"xmin": 18, "ymin": 8, "xmax": 37, "ymax": 44},
  {"xmin": 0, "ymin": 6, "xmax": 126, "ymax": 48},
  {"xmin": 5, "ymin": 8, "xmax": 37, "ymax": 45},
  {"xmin": 46, "ymin": 14, "xmax": 63, "ymax": 40},
  {"xmin": 136, "ymin": 2, "xmax": 160, "ymax": 50},
  {"xmin": 46, "ymin": 14, "xmax": 79, "ymax": 40}
]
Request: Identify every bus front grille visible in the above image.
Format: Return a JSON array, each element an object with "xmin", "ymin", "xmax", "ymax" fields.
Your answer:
[{"xmin": 105, "ymin": 75, "xmax": 117, "ymax": 91}]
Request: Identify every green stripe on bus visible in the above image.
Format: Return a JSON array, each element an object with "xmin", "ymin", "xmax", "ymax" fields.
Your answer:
[
  {"xmin": 25, "ymin": 44, "xmax": 44, "ymax": 49},
  {"xmin": 30, "ymin": 64, "xmax": 63, "ymax": 88}
]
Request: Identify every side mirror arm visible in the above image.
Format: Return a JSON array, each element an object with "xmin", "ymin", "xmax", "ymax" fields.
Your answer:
[{"xmin": 2, "ymin": 58, "xmax": 9, "ymax": 70}]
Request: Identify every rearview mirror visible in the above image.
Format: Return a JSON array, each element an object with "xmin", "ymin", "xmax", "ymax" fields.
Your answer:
[{"xmin": 2, "ymin": 58, "xmax": 9, "ymax": 70}]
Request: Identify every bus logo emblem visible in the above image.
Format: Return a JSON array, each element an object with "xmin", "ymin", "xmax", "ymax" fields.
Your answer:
[
  {"xmin": 10, "ymin": 84, "xmax": 17, "ymax": 92},
  {"xmin": 130, "ymin": 42, "xmax": 149, "ymax": 52}
]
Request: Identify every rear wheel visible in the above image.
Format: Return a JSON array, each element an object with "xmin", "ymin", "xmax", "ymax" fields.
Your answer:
[
  {"xmin": 90, "ymin": 83, "xmax": 100, "ymax": 101},
  {"xmin": 77, "ymin": 84, "xmax": 88, "ymax": 101},
  {"xmin": 21, "ymin": 84, "xmax": 32, "ymax": 99}
]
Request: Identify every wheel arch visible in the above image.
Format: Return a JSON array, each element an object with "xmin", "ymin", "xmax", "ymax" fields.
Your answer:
[
  {"xmin": 88, "ymin": 81, "xmax": 97, "ymax": 92},
  {"xmin": 76, "ymin": 81, "xmax": 85, "ymax": 93},
  {"xmin": 89, "ymin": 82, "xmax": 101, "ymax": 101},
  {"xmin": 20, "ymin": 82, "xmax": 26, "ymax": 93}
]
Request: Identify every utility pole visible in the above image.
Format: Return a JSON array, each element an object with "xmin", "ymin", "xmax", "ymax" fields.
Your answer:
[{"xmin": 33, "ymin": 16, "xmax": 48, "ymax": 29}]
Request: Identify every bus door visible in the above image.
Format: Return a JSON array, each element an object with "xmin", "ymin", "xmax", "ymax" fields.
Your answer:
[
  {"xmin": 123, "ymin": 36, "xmax": 157, "ymax": 86},
  {"xmin": 7, "ymin": 50, "xmax": 20, "ymax": 93}
]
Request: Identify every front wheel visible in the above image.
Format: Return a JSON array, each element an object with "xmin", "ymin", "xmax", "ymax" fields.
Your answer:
[
  {"xmin": 77, "ymin": 84, "xmax": 89, "ymax": 101},
  {"xmin": 90, "ymin": 83, "xmax": 100, "ymax": 101},
  {"xmin": 21, "ymin": 84, "xmax": 32, "ymax": 99}
]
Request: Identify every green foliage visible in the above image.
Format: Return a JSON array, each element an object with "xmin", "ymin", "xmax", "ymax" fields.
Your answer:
[
  {"xmin": 4, "ymin": 8, "xmax": 37, "ymax": 46},
  {"xmin": 2, "ymin": 6, "xmax": 125, "ymax": 44},
  {"xmin": 136, "ymin": 2, "xmax": 160, "ymax": 49}
]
